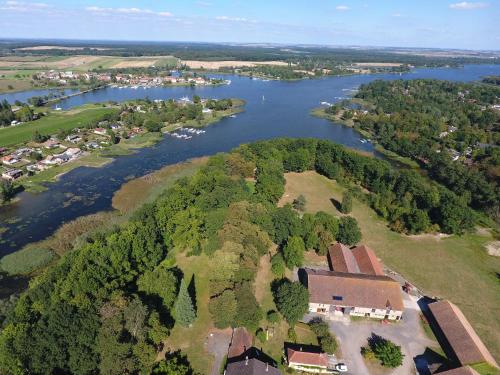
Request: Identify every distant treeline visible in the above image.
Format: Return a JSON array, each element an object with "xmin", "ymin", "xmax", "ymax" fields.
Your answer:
[{"xmin": 2, "ymin": 40, "xmax": 498, "ymax": 66}]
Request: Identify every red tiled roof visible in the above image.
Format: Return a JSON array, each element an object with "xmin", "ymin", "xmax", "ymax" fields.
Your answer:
[
  {"xmin": 438, "ymin": 367, "xmax": 480, "ymax": 375},
  {"xmin": 351, "ymin": 245, "xmax": 385, "ymax": 276},
  {"xmin": 287, "ymin": 348, "xmax": 328, "ymax": 368},
  {"xmin": 328, "ymin": 243, "xmax": 359, "ymax": 273},
  {"xmin": 228, "ymin": 328, "xmax": 253, "ymax": 359},
  {"xmin": 429, "ymin": 301, "xmax": 498, "ymax": 369},
  {"xmin": 306, "ymin": 269, "xmax": 404, "ymax": 312}
]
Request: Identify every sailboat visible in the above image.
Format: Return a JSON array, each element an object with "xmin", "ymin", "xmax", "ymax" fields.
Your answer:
[{"xmin": 262, "ymin": 95, "xmax": 265, "ymax": 101}]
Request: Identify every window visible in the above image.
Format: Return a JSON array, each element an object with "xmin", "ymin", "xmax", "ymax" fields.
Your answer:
[
  {"xmin": 332, "ymin": 295, "xmax": 343, "ymax": 301},
  {"xmin": 371, "ymin": 308, "xmax": 376, "ymax": 313}
]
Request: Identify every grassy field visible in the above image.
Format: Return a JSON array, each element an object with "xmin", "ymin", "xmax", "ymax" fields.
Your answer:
[
  {"xmin": 0, "ymin": 105, "xmax": 118, "ymax": 147},
  {"xmin": 0, "ymin": 247, "xmax": 55, "ymax": 275},
  {"xmin": 112, "ymin": 157, "xmax": 208, "ymax": 213},
  {"xmin": 164, "ymin": 252, "xmax": 217, "ymax": 374},
  {"xmin": 280, "ymin": 171, "xmax": 500, "ymax": 362}
]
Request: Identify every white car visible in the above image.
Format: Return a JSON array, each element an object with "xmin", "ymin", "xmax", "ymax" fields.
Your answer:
[{"xmin": 335, "ymin": 363, "xmax": 348, "ymax": 372}]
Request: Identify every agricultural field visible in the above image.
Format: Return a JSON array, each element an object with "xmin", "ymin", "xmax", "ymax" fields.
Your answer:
[
  {"xmin": 279, "ymin": 171, "xmax": 500, "ymax": 362},
  {"xmin": 0, "ymin": 104, "xmax": 118, "ymax": 147},
  {"xmin": 0, "ymin": 55, "xmax": 179, "ymax": 71}
]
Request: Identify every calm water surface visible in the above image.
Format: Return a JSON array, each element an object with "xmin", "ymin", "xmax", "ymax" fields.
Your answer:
[{"xmin": 0, "ymin": 64, "xmax": 499, "ymax": 257}]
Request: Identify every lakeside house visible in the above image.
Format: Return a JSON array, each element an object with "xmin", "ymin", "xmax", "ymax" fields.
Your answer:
[
  {"xmin": 304, "ymin": 243, "xmax": 404, "ymax": 320},
  {"xmin": 43, "ymin": 139, "xmax": 60, "ymax": 149},
  {"xmin": 428, "ymin": 300, "xmax": 499, "ymax": 370},
  {"xmin": 2, "ymin": 169, "xmax": 23, "ymax": 181},
  {"xmin": 286, "ymin": 347, "xmax": 331, "ymax": 373},
  {"xmin": 2, "ymin": 155, "xmax": 20, "ymax": 165},
  {"xmin": 94, "ymin": 128, "xmax": 108, "ymax": 136},
  {"xmin": 66, "ymin": 134, "xmax": 82, "ymax": 144}
]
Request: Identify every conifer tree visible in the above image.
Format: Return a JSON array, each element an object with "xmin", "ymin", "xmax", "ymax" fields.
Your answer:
[{"xmin": 174, "ymin": 278, "xmax": 196, "ymax": 327}]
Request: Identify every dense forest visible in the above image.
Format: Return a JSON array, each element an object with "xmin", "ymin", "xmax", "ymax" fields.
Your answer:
[
  {"xmin": 0, "ymin": 138, "xmax": 477, "ymax": 373},
  {"xmin": 353, "ymin": 79, "xmax": 500, "ymax": 221},
  {"xmin": 2, "ymin": 40, "xmax": 498, "ymax": 66}
]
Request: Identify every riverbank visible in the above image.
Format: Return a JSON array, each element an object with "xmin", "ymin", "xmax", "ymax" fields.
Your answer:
[
  {"xmin": 0, "ymin": 156, "xmax": 208, "ymax": 295},
  {"xmin": 311, "ymin": 105, "xmax": 420, "ymax": 170},
  {"xmin": 1, "ymin": 98, "xmax": 245, "ymax": 199}
]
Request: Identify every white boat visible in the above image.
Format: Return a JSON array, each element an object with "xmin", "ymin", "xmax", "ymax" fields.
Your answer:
[{"xmin": 229, "ymin": 115, "xmax": 236, "ymax": 118}]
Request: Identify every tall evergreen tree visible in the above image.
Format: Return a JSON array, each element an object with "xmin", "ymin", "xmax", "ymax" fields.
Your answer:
[{"xmin": 174, "ymin": 278, "xmax": 196, "ymax": 327}]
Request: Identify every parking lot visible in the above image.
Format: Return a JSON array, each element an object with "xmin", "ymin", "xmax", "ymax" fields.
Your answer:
[{"xmin": 304, "ymin": 295, "xmax": 440, "ymax": 375}]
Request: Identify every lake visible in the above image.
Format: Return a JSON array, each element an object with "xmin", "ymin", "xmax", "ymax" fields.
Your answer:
[{"xmin": 0, "ymin": 64, "xmax": 499, "ymax": 256}]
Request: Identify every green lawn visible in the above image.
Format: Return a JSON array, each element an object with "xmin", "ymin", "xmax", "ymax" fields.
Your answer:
[
  {"xmin": 280, "ymin": 171, "xmax": 500, "ymax": 362},
  {"xmin": 0, "ymin": 105, "xmax": 118, "ymax": 147}
]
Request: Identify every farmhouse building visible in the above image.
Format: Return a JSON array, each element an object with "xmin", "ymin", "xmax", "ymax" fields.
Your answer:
[
  {"xmin": 286, "ymin": 348, "xmax": 330, "ymax": 373},
  {"xmin": 429, "ymin": 300, "xmax": 498, "ymax": 370},
  {"xmin": 305, "ymin": 268, "xmax": 404, "ymax": 320}
]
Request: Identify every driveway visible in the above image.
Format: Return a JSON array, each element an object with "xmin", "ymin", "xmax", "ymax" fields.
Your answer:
[
  {"xmin": 205, "ymin": 328, "xmax": 232, "ymax": 375},
  {"xmin": 305, "ymin": 295, "xmax": 439, "ymax": 375}
]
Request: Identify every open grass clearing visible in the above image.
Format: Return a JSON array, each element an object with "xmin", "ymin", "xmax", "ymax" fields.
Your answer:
[
  {"xmin": 0, "ymin": 104, "xmax": 118, "ymax": 147},
  {"xmin": 163, "ymin": 252, "xmax": 216, "ymax": 374},
  {"xmin": 0, "ymin": 247, "xmax": 55, "ymax": 275},
  {"xmin": 281, "ymin": 171, "xmax": 500, "ymax": 362}
]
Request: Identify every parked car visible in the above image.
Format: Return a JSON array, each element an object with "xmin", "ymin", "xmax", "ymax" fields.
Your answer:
[{"xmin": 335, "ymin": 363, "xmax": 348, "ymax": 372}]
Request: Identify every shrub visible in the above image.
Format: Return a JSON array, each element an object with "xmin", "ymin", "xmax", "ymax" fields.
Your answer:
[
  {"xmin": 367, "ymin": 334, "xmax": 404, "ymax": 368},
  {"xmin": 340, "ymin": 191, "xmax": 353, "ymax": 214},
  {"xmin": 0, "ymin": 247, "xmax": 55, "ymax": 275},
  {"xmin": 319, "ymin": 334, "xmax": 337, "ymax": 354},
  {"xmin": 267, "ymin": 310, "xmax": 280, "ymax": 324},
  {"xmin": 256, "ymin": 328, "xmax": 267, "ymax": 343},
  {"xmin": 271, "ymin": 253, "xmax": 286, "ymax": 277},
  {"xmin": 337, "ymin": 216, "xmax": 361, "ymax": 245},
  {"xmin": 287, "ymin": 327, "xmax": 297, "ymax": 342},
  {"xmin": 361, "ymin": 346, "xmax": 376, "ymax": 360},
  {"xmin": 292, "ymin": 195, "xmax": 306, "ymax": 211}
]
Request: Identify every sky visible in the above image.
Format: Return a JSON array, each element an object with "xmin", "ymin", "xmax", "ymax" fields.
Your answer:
[{"xmin": 0, "ymin": 0, "xmax": 498, "ymax": 50}]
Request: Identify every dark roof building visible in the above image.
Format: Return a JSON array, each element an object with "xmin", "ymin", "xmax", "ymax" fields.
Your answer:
[
  {"xmin": 429, "ymin": 300, "xmax": 498, "ymax": 369},
  {"xmin": 225, "ymin": 356, "xmax": 281, "ymax": 375}
]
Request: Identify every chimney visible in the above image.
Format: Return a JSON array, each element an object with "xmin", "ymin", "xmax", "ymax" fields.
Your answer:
[{"xmin": 245, "ymin": 356, "xmax": 248, "ymax": 366}]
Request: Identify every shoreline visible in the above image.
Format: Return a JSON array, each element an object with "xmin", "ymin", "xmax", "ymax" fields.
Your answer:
[
  {"xmin": 1, "ymin": 99, "xmax": 245, "ymax": 203},
  {"xmin": 311, "ymin": 106, "xmax": 420, "ymax": 170}
]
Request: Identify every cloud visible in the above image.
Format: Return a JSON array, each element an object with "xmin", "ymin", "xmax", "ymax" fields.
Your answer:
[
  {"xmin": 335, "ymin": 5, "xmax": 350, "ymax": 11},
  {"xmin": 449, "ymin": 2, "xmax": 489, "ymax": 9},
  {"xmin": 85, "ymin": 6, "xmax": 172, "ymax": 17},
  {"xmin": 1, "ymin": 0, "xmax": 51, "ymax": 11},
  {"xmin": 196, "ymin": 1, "xmax": 212, "ymax": 6},
  {"xmin": 216, "ymin": 15, "xmax": 254, "ymax": 22},
  {"xmin": 392, "ymin": 13, "xmax": 403, "ymax": 17}
]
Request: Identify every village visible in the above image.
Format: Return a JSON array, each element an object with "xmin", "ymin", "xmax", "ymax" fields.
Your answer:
[
  {"xmin": 220, "ymin": 242, "xmax": 498, "ymax": 375},
  {"xmin": 35, "ymin": 69, "xmax": 230, "ymax": 89},
  {"xmin": 0, "ymin": 96, "xmax": 240, "ymax": 186}
]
